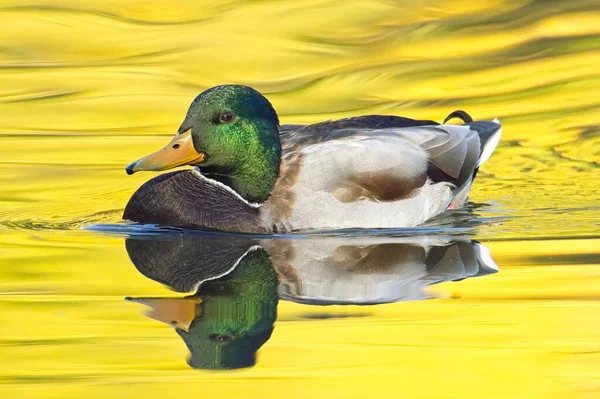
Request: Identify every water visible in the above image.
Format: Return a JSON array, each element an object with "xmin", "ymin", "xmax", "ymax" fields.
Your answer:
[{"xmin": 1, "ymin": 1, "xmax": 599, "ymax": 398}]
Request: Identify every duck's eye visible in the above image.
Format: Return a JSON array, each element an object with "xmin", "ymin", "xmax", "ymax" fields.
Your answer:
[
  {"xmin": 209, "ymin": 333, "xmax": 231, "ymax": 342},
  {"xmin": 219, "ymin": 111, "xmax": 235, "ymax": 124}
]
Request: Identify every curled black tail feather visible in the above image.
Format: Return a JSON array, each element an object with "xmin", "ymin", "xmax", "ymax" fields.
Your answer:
[{"xmin": 444, "ymin": 110, "xmax": 473, "ymax": 124}]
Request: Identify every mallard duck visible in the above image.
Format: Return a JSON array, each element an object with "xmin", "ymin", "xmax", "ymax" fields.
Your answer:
[
  {"xmin": 124, "ymin": 85, "xmax": 501, "ymax": 232},
  {"xmin": 125, "ymin": 233, "xmax": 497, "ymax": 367}
]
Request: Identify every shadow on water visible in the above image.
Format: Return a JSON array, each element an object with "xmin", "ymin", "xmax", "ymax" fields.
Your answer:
[{"xmin": 123, "ymin": 233, "xmax": 498, "ymax": 370}]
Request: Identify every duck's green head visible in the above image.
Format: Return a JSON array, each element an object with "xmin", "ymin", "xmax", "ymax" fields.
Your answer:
[
  {"xmin": 176, "ymin": 248, "xmax": 279, "ymax": 369},
  {"xmin": 126, "ymin": 85, "xmax": 281, "ymax": 203},
  {"xmin": 129, "ymin": 247, "xmax": 279, "ymax": 370}
]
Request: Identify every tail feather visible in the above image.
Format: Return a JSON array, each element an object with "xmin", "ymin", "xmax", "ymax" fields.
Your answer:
[
  {"xmin": 473, "ymin": 242, "xmax": 499, "ymax": 274},
  {"xmin": 446, "ymin": 117, "xmax": 501, "ymax": 208},
  {"xmin": 467, "ymin": 119, "xmax": 502, "ymax": 167},
  {"xmin": 442, "ymin": 111, "xmax": 501, "ymax": 167},
  {"xmin": 443, "ymin": 110, "xmax": 474, "ymax": 124}
]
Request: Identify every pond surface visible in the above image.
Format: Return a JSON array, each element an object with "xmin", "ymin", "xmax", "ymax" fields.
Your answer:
[{"xmin": 1, "ymin": 1, "xmax": 599, "ymax": 398}]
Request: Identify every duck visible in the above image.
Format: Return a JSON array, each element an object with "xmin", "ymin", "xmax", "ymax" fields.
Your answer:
[
  {"xmin": 124, "ymin": 84, "xmax": 501, "ymax": 233},
  {"xmin": 124, "ymin": 233, "xmax": 497, "ymax": 367}
]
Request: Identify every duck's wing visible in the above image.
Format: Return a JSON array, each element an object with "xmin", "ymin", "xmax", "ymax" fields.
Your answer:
[
  {"xmin": 264, "ymin": 121, "xmax": 501, "ymax": 230},
  {"xmin": 405, "ymin": 120, "xmax": 501, "ymax": 206},
  {"xmin": 291, "ymin": 130, "xmax": 432, "ymax": 203},
  {"xmin": 280, "ymin": 115, "xmax": 500, "ymax": 189},
  {"xmin": 350, "ymin": 121, "xmax": 502, "ymax": 188},
  {"xmin": 286, "ymin": 122, "xmax": 500, "ymax": 200},
  {"xmin": 397, "ymin": 124, "xmax": 482, "ymax": 189},
  {"xmin": 279, "ymin": 115, "xmax": 439, "ymax": 151}
]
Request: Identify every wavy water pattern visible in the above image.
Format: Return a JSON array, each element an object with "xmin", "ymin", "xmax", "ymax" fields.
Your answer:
[
  {"xmin": 0, "ymin": 3, "xmax": 599, "ymax": 397},
  {"xmin": 2, "ymin": 0, "xmax": 599, "ymax": 238}
]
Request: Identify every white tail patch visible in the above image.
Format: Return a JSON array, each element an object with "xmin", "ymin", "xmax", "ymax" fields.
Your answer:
[
  {"xmin": 474, "ymin": 243, "xmax": 499, "ymax": 271},
  {"xmin": 477, "ymin": 119, "xmax": 502, "ymax": 167}
]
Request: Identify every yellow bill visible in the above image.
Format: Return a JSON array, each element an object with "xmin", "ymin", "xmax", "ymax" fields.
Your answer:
[
  {"xmin": 126, "ymin": 130, "xmax": 205, "ymax": 175},
  {"xmin": 127, "ymin": 297, "xmax": 202, "ymax": 332}
]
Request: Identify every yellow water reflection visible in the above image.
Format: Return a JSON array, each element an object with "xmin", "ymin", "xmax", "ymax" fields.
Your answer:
[
  {"xmin": 1, "ymin": 0, "xmax": 599, "ymax": 236},
  {"xmin": 1, "ymin": 230, "xmax": 599, "ymax": 398},
  {"xmin": 1, "ymin": 0, "xmax": 599, "ymax": 398}
]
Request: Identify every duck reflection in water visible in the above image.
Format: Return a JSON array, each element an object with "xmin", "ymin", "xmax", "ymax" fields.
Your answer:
[{"xmin": 125, "ymin": 235, "xmax": 498, "ymax": 369}]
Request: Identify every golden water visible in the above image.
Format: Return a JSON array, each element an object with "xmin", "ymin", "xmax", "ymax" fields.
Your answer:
[{"xmin": 1, "ymin": 1, "xmax": 599, "ymax": 398}]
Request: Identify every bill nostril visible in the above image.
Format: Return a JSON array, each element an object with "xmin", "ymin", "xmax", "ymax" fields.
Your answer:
[{"xmin": 172, "ymin": 144, "xmax": 180, "ymax": 149}]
